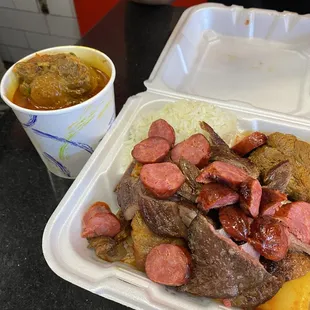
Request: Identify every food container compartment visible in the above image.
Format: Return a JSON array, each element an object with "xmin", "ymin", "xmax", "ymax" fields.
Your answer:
[
  {"xmin": 43, "ymin": 90, "xmax": 310, "ymax": 310},
  {"xmin": 145, "ymin": 3, "xmax": 310, "ymax": 120},
  {"xmin": 43, "ymin": 3, "xmax": 310, "ymax": 309}
]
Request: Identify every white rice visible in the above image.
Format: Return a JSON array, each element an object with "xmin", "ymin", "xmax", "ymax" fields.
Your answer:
[{"xmin": 122, "ymin": 99, "xmax": 237, "ymax": 168}]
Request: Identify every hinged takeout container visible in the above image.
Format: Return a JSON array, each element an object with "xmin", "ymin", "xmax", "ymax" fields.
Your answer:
[{"xmin": 43, "ymin": 3, "xmax": 310, "ymax": 310}]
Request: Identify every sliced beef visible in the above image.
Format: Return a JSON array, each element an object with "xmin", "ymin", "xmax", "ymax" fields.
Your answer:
[
  {"xmin": 229, "ymin": 275, "xmax": 283, "ymax": 309},
  {"xmin": 274, "ymin": 201, "xmax": 310, "ymax": 245},
  {"xmin": 178, "ymin": 204, "xmax": 198, "ymax": 227},
  {"xmin": 177, "ymin": 181, "xmax": 198, "ymax": 203},
  {"xmin": 179, "ymin": 214, "xmax": 276, "ymax": 298},
  {"xmin": 288, "ymin": 233, "xmax": 310, "ymax": 256},
  {"xmin": 138, "ymin": 193, "xmax": 197, "ymax": 238},
  {"xmin": 116, "ymin": 162, "xmax": 141, "ymax": 220},
  {"xmin": 232, "ymin": 131, "xmax": 267, "ymax": 157},
  {"xmin": 148, "ymin": 119, "xmax": 176, "ymax": 147},
  {"xmin": 263, "ymin": 160, "xmax": 292, "ymax": 192},
  {"xmin": 239, "ymin": 178, "xmax": 262, "ymax": 218},
  {"xmin": 250, "ymin": 144, "xmax": 310, "ymax": 202},
  {"xmin": 145, "ymin": 244, "xmax": 191, "ymax": 286},
  {"xmin": 200, "ymin": 121, "xmax": 259, "ymax": 178},
  {"xmin": 219, "ymin": 205, "xmax": 251, "ymax": 242},
  {"xmin": 171, "ymin": 133, "xmax": 211, "ymax": 168},
  {"xmin": 196, "ymin": 161, "xmax": 250, "ymax": 190},
  {"xmin": 262, "ymin": 251, "xmax": 310, "ymax": 282},
  {"xmin": 260, "ymin": 187, "xmax": 287, "ymax": 216},
  {"xmin": 140, "ymin": 162, "xmax": 185, "ymax": 199},
  {"xmin": 132, "ymin": 137, "xmax": 170, "ymax": 164},
  {"xmin": 248, "ymin": 216, "xmax": 288, "ymax": 261},
  {"xmin": 178, "ymin": 158, "xmax": 201, "ymax": 190},
  {"xmin": 197, "ymin": 183, "xmax": 239, "ymax": 212}
]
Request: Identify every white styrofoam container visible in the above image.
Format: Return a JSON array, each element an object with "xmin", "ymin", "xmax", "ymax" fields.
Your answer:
[{"xmin": 43, "ymin": 3, "xmax": 310, "ymax": 310}]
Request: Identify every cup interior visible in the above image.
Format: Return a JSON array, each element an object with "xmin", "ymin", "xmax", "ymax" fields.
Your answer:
[{"xmin": 0, "ymin": 45, "xmax": 116, "ymax": 115}]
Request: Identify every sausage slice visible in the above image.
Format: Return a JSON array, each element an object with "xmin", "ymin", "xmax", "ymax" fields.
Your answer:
[
  {"xmin": 232, "ymin": 132, "xmax": 267, "ymax": 157},
  {"xmin": 197, "ymin": 183, "xmax": 239, "ymax": 212},
  {"xmin": 248, "ymin": 216, "xmax": 288, "ymax": 261},
  {"xmin": 132, "ymin": 137, "xmax": 170, "ymax": 164},
  {"xmin": 196, "ymin": 161, "xmax": 250, "ymax": 190},
  {"xmin": 171, "ymin": 134, "xmax": 211, "ymax": 168},
  {"xmin": 260, "ymin": 187, "xmax": 287, "ymax": 216},
  {"xmin": 148, "ymin": 119, "xmax": 176, "ymax": 147},
  {"xmin": 145, "ymin": 244, "xmax": 191, "ymax": 286},
  {"xmin": 219, "ymin": 205, "xmax": 251, "ymax": 241},
  {"xmin": 82, "ymin": 202, "xmax": 121, "ymax": 238},
  {"xmin": 239, "ymin": 178, "xmax": 262, "ymax": 217},
  {"xmin": 140, "ymin": 162, "xmax": 185, "ymax": 199}
]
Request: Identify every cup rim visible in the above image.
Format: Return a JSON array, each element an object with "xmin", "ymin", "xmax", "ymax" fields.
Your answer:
[{"xmin": 0, "ymin": 45, "xmax": 116, "ymax": 116}]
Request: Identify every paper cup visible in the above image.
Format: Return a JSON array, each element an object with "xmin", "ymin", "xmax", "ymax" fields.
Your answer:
[{"xmin": 0, "ymin": 46, "xmax": 116, "ymax": 179}]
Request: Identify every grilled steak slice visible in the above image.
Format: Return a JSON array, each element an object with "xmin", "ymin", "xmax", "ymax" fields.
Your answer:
[
  {"xmin": 229, "ymin": 275, "xmax": 283, "ymax": 309},
  {"xmin": 200, "ymin": 121, "xmax": 259, "ymax": 178},
  {"xmin": 178, "ymin": 158, "xmax": 201, "ymax": 190},
  {"xmin": 180, "ymin": 214, "xmax": 277, "ymax": 298},
  {"xmin": 262, "ymin": 251, "xmax": 310, "ymax": 282},
  {"xmin": 263, "ymin": 160, "xmax": 292, "ymax": 192},
  {"xmin": 250, "ymin": 145, "xmax": 310, "ymax": 202},
  {"xmin": 138, "ymin": 193, "xmax": 197, "ymax": 238},
  {"xmin": 177, "ymin": 181, "xmax": 198, "ymax": 203},
  {"xmin": 288, "ymin": 233, "xmax": 310, "ymax": 256},
  {"xmin": 116, "ymin": 162, "xmax": 142, "ymax": 220}
]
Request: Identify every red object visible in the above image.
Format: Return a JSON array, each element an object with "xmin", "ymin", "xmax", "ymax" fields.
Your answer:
[
  {"xmin": 74, "ymin": 0, "xmax": 206, "ymax": 36},
  {"xmin": 145, "ymin": 244, "xmax": 191, "ymax": 286}
]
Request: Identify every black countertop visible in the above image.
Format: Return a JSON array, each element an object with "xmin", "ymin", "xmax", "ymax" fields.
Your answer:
[{"xmin": 0, "ymin": 1, "xmax": 184, "ymax": 309}]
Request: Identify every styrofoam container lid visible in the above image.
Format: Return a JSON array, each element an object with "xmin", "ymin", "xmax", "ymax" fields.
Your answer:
[{"xmin": 145, "ymin": 3, "xmax": 310, "ymax": 120}]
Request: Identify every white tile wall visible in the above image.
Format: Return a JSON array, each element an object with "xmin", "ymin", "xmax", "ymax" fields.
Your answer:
[
  {"xmin": 26, "ymin": 32, "xmax": 77, "ymax": 50},
  {"xmin": 47, "ymin": 0, "xmax": 76, "ymax": 17},
  {"xmin": 0, "ymin": 44, "xmax": 12, "ymax": 61},
  {"xmin": 13, "ymin": 0, "xmax": 38, "ymax": 12},
  {"xmin": 46, "ymin": 15, "xmax": 80, "ymax": 38},
  {"xmin": 0, "ymin": 0, "xmax": 15, "ymax": 9},
  {"xmin": 0, "ymin": 1, "xmax": 81, "ymax": 63},
  {"xmin": 0, "ymin": 27, "xmax": 28, "ymax": 48},
  {"xmin": 0, "ymin": 8, "xmax": 49, "ymax": 33},
  {"xmin": 8, "ymin": 46, "xmax": 33, "ymax": 62}
]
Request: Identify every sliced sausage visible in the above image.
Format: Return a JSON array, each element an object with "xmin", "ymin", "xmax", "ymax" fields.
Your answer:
[
  {"xmin": 140, "ymin": 162, "xmax": 185, "ymax": 199},
  {"xmin": 231, "ymin": 132, "xmax": 267, "ymax": 157},
  {"xmin": 148, "ymin": 119, "xmax": 176, "ymax": 147},
  {"xmin": 239, "ymin": 179, "xmax": 262, "ymax": 217},
  {"xmin": 145, "ymin": 244, "xmax": 191, "ymax": 286},
  {"xmin": 248, "ymin": 216, "xmax": 288, "ymax": 261},
  {"xmin": 219, "ymin": 205, "xmax": 251, "ymax": 241},
  {"xmin": 81, "ymin": 202, "xmax": 121, "ymax": 238},
  {"xmin": 171, "ymin": 134, "xmax": 210, "ymax": 168},
  {"xmin": 197, "ymin": 183, "xmax": 239, "ymax": 212},
  {"xmin": 132, "ymin": 137, "xmax": 170, "ymax": 164},
  {"xmin": 260, "ymin": 187, "xmax": 287, "ymax": 216},
  {"xmin": 273, "ymin": 201, "xmax": 310, "ymax": 245},
  {"xmin": 196, "ymin": 161, "xmax": 250, "ymax": 190}
]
